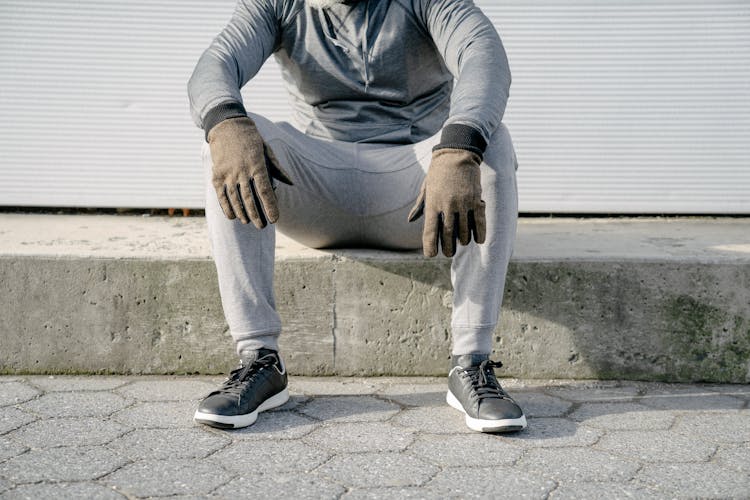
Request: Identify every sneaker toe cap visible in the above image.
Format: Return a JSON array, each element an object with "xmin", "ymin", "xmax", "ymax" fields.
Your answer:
[
  {"xmin": 197, "ymin": 394, "xmax": 240, "ymax": 416},
  {"xmin": 478, "ymin": 398, "xmax": 524, "ymax": 420}
]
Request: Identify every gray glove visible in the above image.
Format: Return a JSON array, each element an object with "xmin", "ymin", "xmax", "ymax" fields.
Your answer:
[
  {"xmin": 408, "ymin": 148, "xmax": 486, "ymax": 257},
  {"xmin": 207, "ymin": 116, "xmax": 293, "ymax": 228}
]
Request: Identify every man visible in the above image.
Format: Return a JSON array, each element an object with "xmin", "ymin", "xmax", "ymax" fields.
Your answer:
[{"xmin": 188, "ymin": 0, "xmax": 526, "ymax": 433}]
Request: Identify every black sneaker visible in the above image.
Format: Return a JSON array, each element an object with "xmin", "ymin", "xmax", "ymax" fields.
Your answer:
[
  {"xmin": 447, "ymin": 354, "xmax": 527, "ymax": 433},
  {"xmin": 194, "ymin": 348, "xmax": 289, "ymax": 429}
]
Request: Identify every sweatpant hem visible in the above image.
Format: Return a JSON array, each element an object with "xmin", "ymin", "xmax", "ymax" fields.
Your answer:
[
  {"xmin": 231, "ymin": 327, "xmax": 281, "ymax": 339},
  {"xmin": 232, "ymin": 329, "xmax": 281, "ymax": 356},
  {"xmin": 451, "ymin": 325, "xmax": 496, "ymax": 356}
]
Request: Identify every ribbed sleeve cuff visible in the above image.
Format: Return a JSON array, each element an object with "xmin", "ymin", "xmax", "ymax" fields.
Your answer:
[
  {"xmin": 432, "ymin": 123, "xmax": 488, "ymax": 160},
  {"xmin": 203, "ymin": 101, "xmax": 248, "ymax": 141}
]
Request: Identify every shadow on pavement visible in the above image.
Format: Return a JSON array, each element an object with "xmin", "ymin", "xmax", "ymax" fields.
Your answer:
[{"xmin": 207, "ymin": 382, "xmax": 748, "ymax": 444}]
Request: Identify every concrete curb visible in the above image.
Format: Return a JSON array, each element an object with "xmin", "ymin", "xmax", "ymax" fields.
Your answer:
[{"xmin": 1, "ymin": 214, "xmax": 749, "ymax": 381}]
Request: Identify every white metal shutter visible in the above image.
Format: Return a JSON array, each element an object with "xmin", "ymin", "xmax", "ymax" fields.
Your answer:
[
  {"xmin": 484, "ymin": 0, "xmax": 750, "ymax": 213},
  {"xmin": 1, "ymin": 0, "xmax": 748, "ymax": 213},
  {"xmin": 0, "ymin": 0, "xmax": 239, "ymax": 209}
]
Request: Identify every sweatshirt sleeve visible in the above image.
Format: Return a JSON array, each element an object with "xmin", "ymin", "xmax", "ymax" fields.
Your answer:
[
  {"xmin": 187, "ymin": 0, "xmax": 280, "ymax": 137},
  {"xmin": 422, "ymin": 0, "xmax": 511, "ymax": 146}
]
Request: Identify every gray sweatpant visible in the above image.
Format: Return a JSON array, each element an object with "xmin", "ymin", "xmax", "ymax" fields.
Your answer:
[{"xmin": 202, "ymin": 113, "xmax": 518, "ymax": 357}]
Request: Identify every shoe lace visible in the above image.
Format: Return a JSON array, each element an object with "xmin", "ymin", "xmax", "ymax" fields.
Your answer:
[
  {"xmin": 215, "ymin": 354, "xmax": 278, "ymax": 399},
  {"xmin": 465, "ymin": 359, "xmax": 510, "ymax": 401}
]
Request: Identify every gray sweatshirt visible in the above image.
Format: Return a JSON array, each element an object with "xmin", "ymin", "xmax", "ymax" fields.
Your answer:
[{"xmin": 188, "ymin": 0, "xmax": 510, "ymax": 151}]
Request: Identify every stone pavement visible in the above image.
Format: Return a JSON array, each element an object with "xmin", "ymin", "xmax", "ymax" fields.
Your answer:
[{"xmin": 0, "ymin": 376, "xmax": 748, "ymax": 499}]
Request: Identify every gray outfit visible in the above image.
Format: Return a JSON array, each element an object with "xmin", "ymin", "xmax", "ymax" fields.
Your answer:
[
  {"xmin": 188, "ymin": 0, "xmax": 511, "ymax": 145},
  {"xmin": 202, "ymin": 112, "xmax": 518, "ymax": 356},
  {"xmin": 190, "ymin": 0, "xmax": 519, "ymax": 356}
]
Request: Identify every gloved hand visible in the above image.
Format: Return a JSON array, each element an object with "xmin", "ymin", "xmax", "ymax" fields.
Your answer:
[
  {"xmin": 408, "ymin": 148, "xmax": 486, "ymax": 257},
  {"xmin": 207, "ymin": 116, "xmax": 293, "ymax": 228}
]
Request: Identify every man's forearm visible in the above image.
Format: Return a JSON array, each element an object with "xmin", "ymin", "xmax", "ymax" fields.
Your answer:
[
  {"xmin": 188, "ymin": 49, "xmax": 250, "ymax": 132},
  {"xmin": 443, "ymin": 39, "xmax": 511, "ymax": 147},
  {"xmin": 187, "ymin": 0, "xmax": 280, "ymax": 133},
  {"xmin": 424, "ymin": 0, "xmax": 511, "ymax": 146}
]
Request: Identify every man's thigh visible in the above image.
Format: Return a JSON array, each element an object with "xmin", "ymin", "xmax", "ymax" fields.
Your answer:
[{"xmin": 249, "ymin": 113, "xmax": 438, "ymax": 250}]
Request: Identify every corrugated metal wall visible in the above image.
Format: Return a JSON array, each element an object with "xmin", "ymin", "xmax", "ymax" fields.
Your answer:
[
  {"xmin": 1, "ymin": 0, "xmax": 748, "ymax": 212},
  {"xmin": 496, "ymin": 0, "xmax": 750, "ymax": 213}
]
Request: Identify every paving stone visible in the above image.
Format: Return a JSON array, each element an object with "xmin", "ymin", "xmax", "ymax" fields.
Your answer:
[
  {"xmin": 228, "ymin": 411, "xmax": 321, "ymax": 440},
  {"xmin": 0, "ymin": 482, "xmax": 125, "ymax": 499},
  {"xmin": 635, "ymin": 462, "xmax": 750, "ymax": 497},
  {"xmin": 198, "ymin": 375, "xmax": 227, "ymax": 384},
  {"xmin": 317, "ymin": 452, "xmax": 438, "ymax": 488},
  {"xmin": 271, "ymin": 394, "xmax": 311, "ymax": 411},
  {"xmin": 20, "ymin": 392, "xmax": 128, "ymax": 418},
  {"xmin": 549, "ymin": 481, "xmax": 662, "ymax": 500},
  {"xmin": 343, "ymin": 487, "xmax": 437, "ymax": 499},
  {"xmin": 27, "ymin": 376, "xmax": 129, "ymax": 392},
  {"xmin": 115, "ymin": 379, "xmax": 217, "ymax": 401},
  {"xmin": 104, "ymin": 459, "xmax": 232, "ymax": 497},
  {"xmin": 639, "ymin": 385, "xmax": 745, "ymax": 411},
  {"xmin": 673, "ymin": 410, "xmax": 750, "ymax": 444},
  {"xmin": 0, "ymin": 382, "xmax": 40, "ymax": 407},
  {"xmin": 1, "ymin": 376, "xmax": 747, "ymax": 499},
  {"xmin": 0, "ymin": 446, "xmax": 127, "ymax": 483},
  {"xmin": 512, "ymin": 418, "xmax": 602, "ymax": 448},
  {"xmin": 305, "ymin": 422, "xmax": 414, "ymax": 453},
  {"xmin": 107, "ymin": 427, "xmax": 230, "ymax": 460},
  {"xmin": 376, "ymin": 383, "xmax": 447, "ymax": 407},
  {"xmin": 10, "ymin": 417, "xmax": 129, "ymax": 448},
  {"xmin": 152, "ymin": 495, "xmax": 207, "ymax": 500},
  {"xmin": 407, "ymin": 433, "xmax": 522, "ymax": 467},
  {"xmin": 427, "ymin": 466, "xmax": 556, "ymax": 499},
  {"xmin": 213, "ymin": 440, "xmax": 329, "ymax": 474},
  {"xmin": 211, "ymin": 473, "xmax": 345, "ymax": 499},
  {"xmin": 298, "ymin": 396, "xmax": 400, "ymax": 423},
  {"xmin": 374, "ymin": 377, "xmax": 444, "ymax": 387},
  {"xmin": 518, "ymin": 447, "xmax": 641, "ymax": 482},
  {"xmin": 493, "ymin": 379, "xmax": 585, "ymax": 391},
  {"xmin": 0, "ymin": 436, "xmax": 27, "ymax": 462},
  {"xmin": 712, "ymin": 444, "xmax": 750, "ymax": 472},
  {"xmin": 113, "ymin": 401, "xmax": 196, "ymax": 428},
  {"xmin": 289, "ymin": 377, "xmax": 381, "ymax": 396},
  {"xmin": 391, "ymin": 406, "xmax": 473, "ymax": 434},
  {"xmin": 0, "ymin": 407, "xmax": 36, "ymax": 435},
  {"xmin": 513, "ymin": 392, "xmax": 573, "ymax": 418},
  {"xmin": 492, "ymin": 378, "xmax": 550, "ymax": 391},
  {"xmin": 155, "ymin": 497, "xmax": 208, "ymax": 500},
  {"xmin": 544, "ymin": 385, "xmax": 639, "ymax": 403},
  {"xmin": 569, "ymin": 402, "xmax": 675, "ymax": 430},
  {"xmin": 596, "ymin": 430, "xmax": 716, "ymax": 462}
]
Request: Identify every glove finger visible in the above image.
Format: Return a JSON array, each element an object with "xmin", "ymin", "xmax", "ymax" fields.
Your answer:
[
  {"xmin": 440, "ymin": 211, "xmax": 456, "ymax": 258},
  {"xmin": 473, "ymin": 201, "xmax": 487, "ymax": 244},
  {"xmin": 241, "ymin": 179, "xmax": 267, "ymax": 229},
  {"xmin": 422, "ymin": 210, "xmax": 439, "ymax": 258},
  {"xmin": 216, "ymin": 185, "xmax": 236, "ymax": 221},
  {"xmin": 227, "ymin": 183, "xmax": 250, "ymax": 225},
  {"xmin": 264, "ymin": 143, "xmax": 294, "ymax": 186},
  {"xmin": 407, "ymin": 183, "xmax": 426, "ymax": 222},
  {"xmin": 457, "ymin": 210, "xmax": 471, "ymax": 246},
  {"xmin": 252, "ymin": 172, "xmax": 279, "ymax": 224}
]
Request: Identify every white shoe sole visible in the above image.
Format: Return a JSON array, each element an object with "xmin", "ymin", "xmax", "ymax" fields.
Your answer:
[
  {"xmin": 194, "ymin": 388, "xmax": 290, "ymax": 429},
  {"xmin": 446, "ymin": 390, "xmax": 527, "ymax": 433}
]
